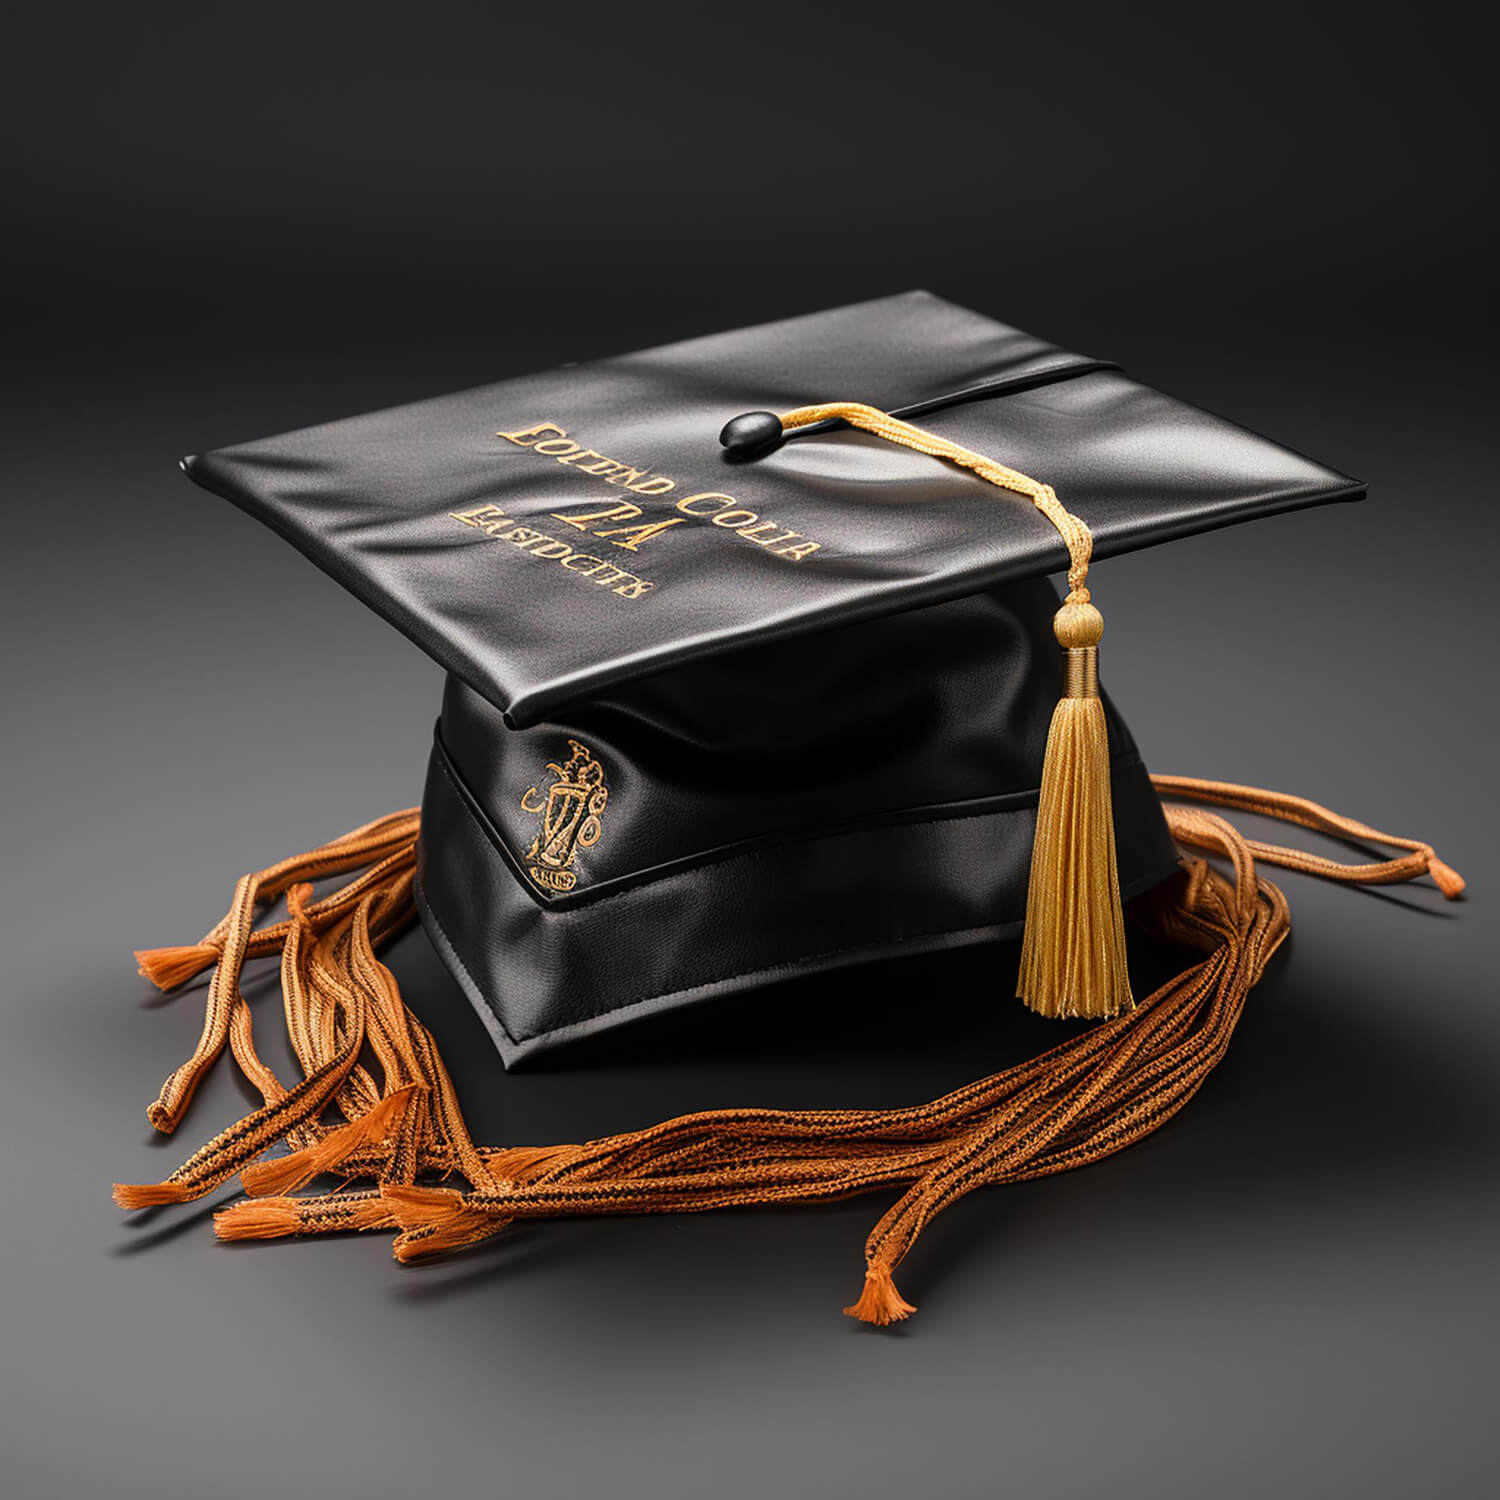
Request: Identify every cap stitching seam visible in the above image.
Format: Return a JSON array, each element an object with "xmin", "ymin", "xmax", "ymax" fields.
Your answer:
[
  {"xmin": 421, "ymin": 761, "xmax": 1174, "ymax": 1044},
  {"xmin": 432, "ymin": 729, "xmax": 1150, "ymax": 913}
]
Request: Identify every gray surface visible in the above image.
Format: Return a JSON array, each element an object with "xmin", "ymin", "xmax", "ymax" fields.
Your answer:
[
  {"xmin": 4, "ymin": 325, "xmax": 1495, "ymax": 1500},
  {"xmin": 3, "ymin": 4, "xmax": 1496, "ymax": 1496}
]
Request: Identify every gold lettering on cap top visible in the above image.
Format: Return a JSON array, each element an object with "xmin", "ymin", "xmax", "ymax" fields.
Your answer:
[
  {"xmin": 449, "ymin": 505, "xmax": 656, "ymax": 599},
  {"xmin": 519, "ymin": 740, "xmax": 610, "ymax": 894},
  {"xmin": 495, "ymin": 420, "xmax": 823, "ymax": 561}
]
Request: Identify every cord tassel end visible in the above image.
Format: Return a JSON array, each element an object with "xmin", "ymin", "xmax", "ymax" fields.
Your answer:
[{"xmin": 1018, "ymin": 601, "xmax": 1132, "ymax": 1020}]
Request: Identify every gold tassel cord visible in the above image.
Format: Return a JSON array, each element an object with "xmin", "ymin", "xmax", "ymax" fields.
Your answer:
[
  {"xmin": 114, "ymin": 780, "xmax": 1461, "ymax": 1322},
  {"xmin": 778, "ymin": 403, "xmax": 1128, "ymax": 1018},
  {"xmin": 1015, "ymin": 624, "xmax": 1130, "ymax": 1017}
]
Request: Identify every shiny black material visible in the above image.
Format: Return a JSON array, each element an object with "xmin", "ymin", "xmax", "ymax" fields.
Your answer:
[
  {"xmin": 418, "ymin": 580, "xmax": 1178, "ymax": 1064},
  {"xmin": 179, "ymin": 292, "xmax": 1363, "ymax": 1064},
  {"xmin": 183, "ymin": 291, "xmax": 1362, "ymax": 731},
  {"xmin": 719, "ymin": 410, "xmax": 783, "ymax": 455}
]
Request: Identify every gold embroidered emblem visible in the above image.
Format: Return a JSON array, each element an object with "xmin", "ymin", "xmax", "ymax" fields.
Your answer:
[{"xmin": 519, "ymin": 740, "xmax": 609, "ymax": 892}]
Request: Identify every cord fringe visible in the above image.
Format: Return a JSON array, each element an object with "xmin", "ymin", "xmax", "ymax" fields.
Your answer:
[
  {"xmin": 136, "ymin": 942, "xmax": 222, "ymax": 991},
  {"xmin": 113, "ymin": 782, "xmax": 1460, "ymax": 1320},
  {"xmin": 241, "ymin": 1085, "xmax": 422, "ymax": 1197},
  {"xmin": 843, "ymin": 1264, "xmax": 917, "ymax": 1325},
  {"xmin": 215, "ymin": 1191, "xmax": 399, "ymax": 1241}
]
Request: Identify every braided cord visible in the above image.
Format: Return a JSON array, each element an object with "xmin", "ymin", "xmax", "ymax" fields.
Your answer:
[
  {"xmin": 780, "ymin": 402, "xmax": 1095, "ymax": 600},
  {"xmin": 115, "ymin": 781, "xmax": 1460, "ymax": 1321}
]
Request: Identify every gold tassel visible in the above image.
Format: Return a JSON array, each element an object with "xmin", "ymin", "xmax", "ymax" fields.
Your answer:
[
  {"xmin": 1016, "ymin": 599, "xmax": 1132, "ymax": 1019},
  {"xmin": 761, "ymin": 403, "xmax": 1129, "ymax": 1019}
]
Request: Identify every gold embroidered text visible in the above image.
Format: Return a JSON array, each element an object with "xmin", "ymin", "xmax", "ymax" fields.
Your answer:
[
  {"xmin": 449, "ymin": 505, "xmax": 655, "ymax": 599},
  {"xmin": 497, "ymin": 420, "xmax": 822, "ymax": 562}
]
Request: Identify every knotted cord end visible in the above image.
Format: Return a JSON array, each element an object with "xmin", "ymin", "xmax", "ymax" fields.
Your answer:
[
  {"xmin": 1426, "ymin": 852, "xmax": 1466, "ymax": 900},
  {"xmin": 112, "ymin": 1178, "xmax": 194, "ymax": 1211},
  {"xmin": 135, "ymin": 942, "xmax": 221, "ymax": 992},
  {"xmin": 843, "ymin": 1264, "xmax": 917, "ymax": 1326},
  {"xmin": 384, "ymin": 1185, "xmax": 507, "ymax": 1261},
  {"xmin": 214, "ymin": 1197, "xmax": 317, "ymax": 1242},
  {"xmin": 215, "ymin": 1191, "xmax": 399, "ymax": 1242},
  {"xmin": 241, "ymin": 1085, "xmax": 422, "ymax": 1198},
  {"xmin": 489, "ymin": 1142, "xmax": 575, "ymax": 1182}
]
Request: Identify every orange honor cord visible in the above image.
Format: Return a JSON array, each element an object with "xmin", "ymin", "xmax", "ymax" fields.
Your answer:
[{"xmin": 113, "ymin": 780, "xmax": 1461, "ymax": 1323}]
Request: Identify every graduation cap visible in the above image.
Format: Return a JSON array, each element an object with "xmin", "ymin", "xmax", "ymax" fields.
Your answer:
[{"xmin": 114, "ymin": 293, "xmax": 1462, "ymax": 1322}]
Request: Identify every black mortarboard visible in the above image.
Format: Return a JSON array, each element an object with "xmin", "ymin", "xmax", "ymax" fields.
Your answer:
[{"xmin": 116, "ymin": 292, "xmax": 1461, "ymax": 1323}]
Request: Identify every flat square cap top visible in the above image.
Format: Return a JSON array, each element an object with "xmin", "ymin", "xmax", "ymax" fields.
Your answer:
[{"xmin": 184, "ymin": 291, "xmax": 1360, "ymax": 726}]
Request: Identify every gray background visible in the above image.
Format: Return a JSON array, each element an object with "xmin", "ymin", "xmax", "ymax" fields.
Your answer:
[{"xmin": 3, "ymin": 4, "xmax": 1495, "ymax": 1497}]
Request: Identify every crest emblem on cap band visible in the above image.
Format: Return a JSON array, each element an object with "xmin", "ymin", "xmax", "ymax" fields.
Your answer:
[{"xmin": 519, "ymin": 740, "xmax": 609, "ymax": 893}]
